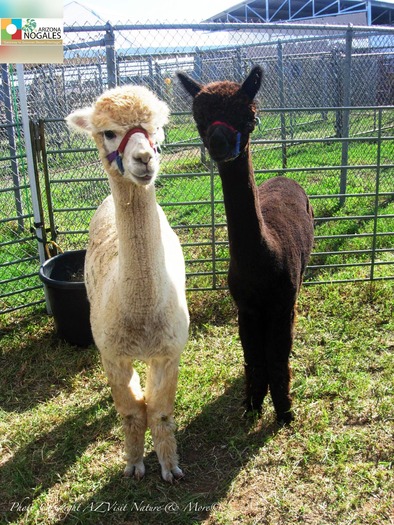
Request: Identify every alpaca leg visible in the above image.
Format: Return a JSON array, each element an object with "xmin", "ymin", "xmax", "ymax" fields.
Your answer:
[
  {"xmin": 238, "ymin": 310, "xmax": 269, "ymax": 414},
  {"xmin": 267, "ymin": 308, "xmax": 295, "ymax": 425},
  {"xmin": 269, "ymin": 356, "xmax": 293, "ymax": 425},
  {"xmin": 101, "ymin": 355, "xmax": 147, "ymax": 479},
  {"xmin": 244, "ymin": 363, "xmax": 269, "ymax": 414},
  {"xmin": 145, "ymin": 356, "xmax": 183, "ymax": 483}
]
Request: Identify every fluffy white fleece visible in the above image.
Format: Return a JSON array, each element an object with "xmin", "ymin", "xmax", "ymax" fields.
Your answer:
[{"xmin": 67, "ymin": 85, "xmax": 189, "ymax": 483}]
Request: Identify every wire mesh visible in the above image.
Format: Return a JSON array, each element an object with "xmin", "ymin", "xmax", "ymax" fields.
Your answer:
[{"xmin": 1, "ymin": 22, "xmax": 394, "ymax": 314}]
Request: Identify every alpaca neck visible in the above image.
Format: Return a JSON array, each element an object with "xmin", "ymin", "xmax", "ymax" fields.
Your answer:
[
  {"xmin": 217, "ymin": 146, "xmax": 271, "ymax": 268},
  {"xmin": 109, "ymin": 175, "xmax": 163, "ymax": 311}
]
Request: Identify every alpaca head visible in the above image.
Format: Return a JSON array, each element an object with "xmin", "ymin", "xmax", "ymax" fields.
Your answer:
[
  {"xmin": 177, "ymin": 66, "xmax": 262, "ymax": 162},
  {"xmin": 67, "ymin": 85, "xmax": 169, "ymax": 186}
]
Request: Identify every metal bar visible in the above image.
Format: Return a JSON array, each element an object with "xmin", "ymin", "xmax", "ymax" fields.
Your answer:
[
  {"xmin": 315, "ymin": 214, "xmax": 394, "ymax": 222},
  {"xmin": 304, "ymin": 275, "xmax": 394, "ymax": 286},
  {"xmin": 370, "ymin": 108, "xmax": 383, "ymax": 281},
  {"xmin": 0, "ymin": 237, "xmax": 35, "ymax": 247},
  {"xmin": 63, "ymin": 23, "xmax": 394, "ymax": 33},
  {"xmin": 253, "ymin": 136, "xmax": 394, "ymax": 144},
  {"xmin": 257, "ymin": 165, "xmax": 394, "ymax": 174},
  {"xmin": 30, "ymin": 120, "xmax": 48, "ymax": 252},
  {"xmin": 0, "ymin": 184, "xmax": 31, "ymax": 194},
  {"xmin": 290, "ymin": 0, "xmax": 314, "ymax": 20},
  {"xmin": 339, "ymin": 27, "xmax": 352, "ymax": 206},
  {"xmin": 312, "ymin": 248, "xmax": 394, "ymax": 257},
  {"xmin": 15, "ymin": 64, "xmax": 50, "ymax": 312},
  {"xmin": 0, "ymin": 256, "xmax": 39, "ymax": 269},
  {"xmin": 277, "ymin": 41, "xmax": 287, "ymax": 171},
  {"xmin": 308, "ymin": 262, "xmax": 375, "ymax": 270},
  {"xmin": 104, "ymin": 22, "xmax": 117, "ymax": 88},
  {"xmin": 2, "ymin": 285, "xmax": 43, "ymax": 299},
  {"xmin": 0, "ymin": 299, "xmax": 46, "ymax": 314},
  {"xmin": 39, "ymin": 120, "xmax": 58, "ymax": 248},
  {"xmin": 1, "ymin": 64, "xmax": 24, "ymax": 233},
  {"xmin": 259, "ymin": 105, "xmax": 394, "ymax": 112},
  {"xmin": 64, "ymin": 39, "xmax": 105, "ymax": 51},
  {"xmin": 0, "ymin": 214, "xmax": 33, "ymax": 225},
  {"xmin": 1, "ymin": 272, "xmax": 39, "ymax": 285},
  {"xmin": 308, "ymin": 193, "xmax": 394, "ymax": 199},
  {"xmin": 309, "ymin": 261, "xmax": 394, "ymax": 270},
  {"xmin": 367, "ymin": 0, "xmax": 372, "ymax": 25},
  {"xmin": 315, "ymin": 232, "xmax": 394, "ymax": 241},
  {"xmin": 209, "ymin": 158, "xmax": 217, "ymax": 289}
]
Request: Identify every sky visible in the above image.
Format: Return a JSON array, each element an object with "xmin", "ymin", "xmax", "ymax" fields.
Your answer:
[
  {"xmin": 64, "ymin": 0, "xmax": 238, "ymax": 24},
  {"xmin": 63, "ymin": 0, "xmax": 394, "ymax": 27},
  {"xmin": 62, "ymin": 0, "xmax": 394, "ymax": 50}
]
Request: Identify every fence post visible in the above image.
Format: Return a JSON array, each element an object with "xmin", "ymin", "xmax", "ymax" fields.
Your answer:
[
  {"xmin": 235, "ymin": 48, "xmax": 243, "ymax": 82},
  {"xmin": 155, "ymin": 62, "xmax": 163, "ymax": 99},
  {"xmin": 210, "ymin": 158, "xmax": 217, "ymax": 289},
  {"xmin": 104, "ymin": 22, "xmax": 117, "ymax": 88},
  {"xmin": 15, "ymin": 64, "xmax": 51, "ymax": 311},
  {"xmin": 1, "ymin": 64, "xmax": 24, "ymax": 232},
  {"xmin": 277, "ymin": 40, "xmax": 287, "ymax": 171},
  {"xmin": 339, "ymin": 26, "xmax": 353, "ymax": 207},
  {"xmin": 331, "ymin": 48, "xmax": 343, "ymax": 137},
  {"xmin": 193, "ymin": 51, "xmax": 206, "ymax": 163},
  {"xmin": 195, "ymin": 50, "xmax": 203, "ymax": 82},
  {"xmin": 370, "ymin": 108, "xmax": 383, "ymax": 282}
]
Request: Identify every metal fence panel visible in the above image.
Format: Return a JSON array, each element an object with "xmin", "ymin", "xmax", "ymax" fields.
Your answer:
[{"xmin": 1, "ymin": 22, "xmax": 394, "ymax": 314}]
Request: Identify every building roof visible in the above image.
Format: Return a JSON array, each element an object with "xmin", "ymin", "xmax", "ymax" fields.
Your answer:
[{"xmin": 204, "ymin": 0, "xmax": 394, "ymax": 25}]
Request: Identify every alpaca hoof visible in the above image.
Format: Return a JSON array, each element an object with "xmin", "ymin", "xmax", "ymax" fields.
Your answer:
[
  {"xmin": 276, "ymin": 411, "xmax": 294, "ymax": 426},
  {"xmin": 161, "ymin": 466, "xmax": 184, "ymax": 484},
  {"xmin": 172, "ymin": 466, "xmax": 185, "ymax": 480},
  {"xmin": 124, "ymin": 461, "xmax": 145, "ymax": 480}
]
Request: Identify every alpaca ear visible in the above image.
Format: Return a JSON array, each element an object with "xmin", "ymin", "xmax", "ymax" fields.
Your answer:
[
  {"xmin": 177, "ymin": 72, "xmax": 202, "ymax": 98},
  {"xmin": 66, "ymin": 107, "xmax": 94, "ymax": 134},
  {"xmin": 240, "ymin": 65, "xmax": 263, "ymax": 100},
  {"xmin": 155, "ymin": 99, "xmax": 170, "ymax": 128}
]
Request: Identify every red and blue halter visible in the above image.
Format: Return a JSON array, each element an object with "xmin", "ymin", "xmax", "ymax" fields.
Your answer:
[{"xmin": 106, "ymin": 127, "xmax": 157, "ymax": 174}]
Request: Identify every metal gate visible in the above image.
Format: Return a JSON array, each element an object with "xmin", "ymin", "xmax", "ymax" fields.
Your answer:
[
  {"xmin": 1, "ymin": 22, "xmax": 394, "ymax": 315},
  {"xmin": 34, "ymin": 106, "xmax": 394, "ymax": 294}
]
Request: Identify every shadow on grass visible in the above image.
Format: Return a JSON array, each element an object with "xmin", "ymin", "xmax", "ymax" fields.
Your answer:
[
  {"xmin": 0, "ymin": 396, "xmax": 117, "ymax": 524},
  {"xmin": 0, "ymin": 311, "xmax": 98, "ymax": 413},
  {"xmin": 187, "ymin": 289, "xmax": 237, "ymax": 331},
  {"xmin": 1, "ymin": 295, "xmax": 279, "ymax": 524},
  {"xmin": 1, "ymin": 375, "xmax": 280, "ymax": 525},
  {"xmin": 51, "ymin": 378, "xmax": 279, "ymax": 525}
]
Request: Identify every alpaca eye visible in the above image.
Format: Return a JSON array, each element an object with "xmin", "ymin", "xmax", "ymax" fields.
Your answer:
[{"xmin": 104, "ymin": 130, "xmax": 116, "ymax": 139}]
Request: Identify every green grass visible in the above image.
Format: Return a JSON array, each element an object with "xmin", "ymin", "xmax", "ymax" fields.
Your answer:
[{"xmin": 0, "ymin": 282, "xmax": 393, "ymax": 524}]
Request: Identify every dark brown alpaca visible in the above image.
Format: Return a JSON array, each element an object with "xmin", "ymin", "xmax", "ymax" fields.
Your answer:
[{"xmin": 177, "ymin": 66, "xmax": 314, "ymax": 424}]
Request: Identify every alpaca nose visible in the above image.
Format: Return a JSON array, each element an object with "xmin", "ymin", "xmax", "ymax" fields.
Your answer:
[
  {"xmin": 209, "ymin": 128, "xmax": 230, "ymax": 159},
  {"xmin": 134, "ymin": 150, "xmax": 152, "ymax": 165}
]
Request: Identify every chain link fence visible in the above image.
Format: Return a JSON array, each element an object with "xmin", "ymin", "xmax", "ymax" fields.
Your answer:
[{"xmin": 1, "ymin": 22, "xmax": 394, "ymax": 314}]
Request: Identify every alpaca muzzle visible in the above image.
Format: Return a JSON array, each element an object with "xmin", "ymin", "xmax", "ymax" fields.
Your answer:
[
  {"xmin": 106, "ymin": 127, "xmax": 157, "ymax": 174},
  {"xmin": 207, "ymin": 121, "xmax": 241, "ymax": 162}
]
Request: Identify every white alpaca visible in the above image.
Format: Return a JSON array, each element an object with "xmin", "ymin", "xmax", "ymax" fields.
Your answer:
[{"xmin": 67, "ymin": 85, "xmax": 189, "ymax": 483}]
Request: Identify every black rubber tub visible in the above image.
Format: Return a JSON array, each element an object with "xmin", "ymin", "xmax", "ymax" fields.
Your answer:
[{"xmin": 39, "ymin": 250, "xmax": 93, "ymax": 347}]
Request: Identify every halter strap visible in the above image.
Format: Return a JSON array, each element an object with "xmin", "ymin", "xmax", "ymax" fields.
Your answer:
[
  {"xmin": 209, "ymin": 121, "xmax": 242, "ymax": 160},
  {"xmin": 106, "ymin": 127, "xmax": 156, "ymax": 174},
  {"xmin": 211, "ymin": 121, "xmax": 238, "ymax": 133}
]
